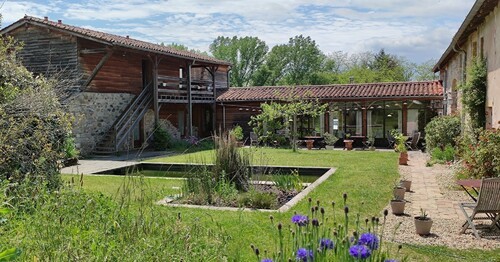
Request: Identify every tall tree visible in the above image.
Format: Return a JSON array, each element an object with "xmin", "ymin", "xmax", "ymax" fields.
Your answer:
[
  {"xmin": 210, "ymin": 36, "xmax": 268, "ymax": 87},
  {"xmin": 413, "ymin": 59, "xmax": 438, "ymax": 81},
  {"xmin": 283, "ymin": 35, "xmax": 324, "ymax": 85}
]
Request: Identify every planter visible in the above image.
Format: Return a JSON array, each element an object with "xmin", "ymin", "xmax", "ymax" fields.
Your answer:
[
  {"xmin": 390, "ymin": 200, "xmax": 406, "ymax": 215},
  {"xmin": 393, "ymin": 187, "xmax": 406, "ymax": 200},
  {"xmin": 399, "ymin": 152, "xmax": 408, "ymax": 165},
  {"xmin": 305, "ymin": 140, "xmax": 314, "ymax": 150},
  {"xmin": 344, "ymin": 139, "xmax": 353, "ymax": 151},
  {"xmin": 368, "ymin": 146, "xmax": 376, "ymax": 151},
  {"xmin": 325, "ymin": 145, "xmax": 335, "ymax": 150},
  {"xmin": 414, "ymin": 217, "xmax": 433, "ymax": 235},
  {"xmin": 400, "ymin": 180, "xmax": 412, "ymax": 192}
]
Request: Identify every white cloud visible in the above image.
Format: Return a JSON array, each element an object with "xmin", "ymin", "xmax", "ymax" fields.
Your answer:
[{"xmin": 1, "ymin": 0, "xmax": 476, "ymax": 63}]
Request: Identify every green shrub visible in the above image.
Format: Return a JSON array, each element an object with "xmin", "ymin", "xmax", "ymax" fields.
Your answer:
[
  {"xmin": 461, "ymin": 57, "xmax": 487, "ymax": 129},
  {"xmin": 152, "ymin": 124, "xmax": 171, "ymax": 150},
  {"xmin": 272, "ymin": 170, "xmax": 303, "ymax": 191},
  {"xmin": 430, "ymin": 144, "xmax": 455, "ymax": 163},
  {"xmin": 237, "ymin": 189, "xmax": 276, "ymax": 209},
  {"xmin": 230, "ymin": 125, "xmax": 244, "ymax": 141},
  {"xmin": 424, "ymin": 115, "xmax": 461, "ymax": 151},
  {"xmin": 457, "ymin": 128, "xmax": 500, "ymax": 178}
]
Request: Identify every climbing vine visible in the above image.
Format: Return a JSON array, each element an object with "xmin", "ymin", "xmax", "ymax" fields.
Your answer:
[{"xmin": 461, "ymin": 57, "xmax": 487, "ymax": 130}]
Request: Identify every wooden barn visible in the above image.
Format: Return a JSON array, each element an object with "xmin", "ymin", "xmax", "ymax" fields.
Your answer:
[
  {"xmin": 1, "ymin": 16, "xmax": 230, "ymax": 154},
  {"xmin": 216, "ymin": 81, "xmax": 444, "ymax": 147}
]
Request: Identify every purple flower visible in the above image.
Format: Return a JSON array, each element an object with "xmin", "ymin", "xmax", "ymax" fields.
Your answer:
[
  {"xmin": 319, "ymin": 238, "xmax": 334, "ymax": 250},
  {"xmin": 358, "ymin": 233, "xmax": 379, "ymax": 250},
  {"xmin": 296, "ymin": 248, "xmax": 313, "ymax": 261},
  {"xmin": 261, "ymin": 259, "xmax": 273, "ymax": 262},
  {"xmin": 291, "ymin": 214, "xmax": 309, "ymax": 226},
  {"xmin": 384, "ymin": 260, "xmax": 399, "ymax": 262},
  {"xmin": 349, "ymin": 245, "xmax": 371, "ymax": 259}
]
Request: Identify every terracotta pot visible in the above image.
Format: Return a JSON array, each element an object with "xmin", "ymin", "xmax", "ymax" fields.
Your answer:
[
  {"xmin": 325, "ymin": 145, "xmax": 335, "ymax": 150},
  {"xmin": 400, "ymin": 180, "xmax": 412, "ymax": 192},
  {"xmin": 344, "ymin": 139, "xmax": 353, "ymax": 151},
  {"xmin": 393, "ymin": 187, "xmax": 406, "ymax": 200},
  {"xmin": 414, "ymin": 217, "xmax": 433, "ymax": 235},
  {"xmin": 399, "ymin": 152, "xmax": 408, "ymax": 165},
  {"xmin": 305, "ymin": 140, "xmax": 314, "ymax": 150},
  {"xmin": 390, "ymin": 200, "xmax": 406, "ymax": 215}
]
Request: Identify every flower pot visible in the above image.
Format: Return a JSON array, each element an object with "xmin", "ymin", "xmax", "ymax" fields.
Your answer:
[
  {"xmin": 414, "ymin": 217, "xmax": 433, "ymax": 235},
  {"xmin": 393, "ymin": 187, "xmax": 405, "ymax": 200},
  {"xmin": 368, "ymin": 146, "xmax": 376, "ymax": 151},
  {"xmin": 399, "ymin": 152, "xmax": 408, "ymax": 165},
  {"xmin": 400, "ymin": 180, "xmax": 412, "ymax": 192},
  {"xmin": 344, "ymin": 139, "xmax": 353, "ymax": 151},
  {"xmin": 390, "ymin": 200, "xmax": 406, "ymax": 215},
  {"xmin": 305, "ymin": 140, "xmax": 314, "ymax": 150},
  {"xmin": 325, "ymin": 145, "xmax": 335, "ymax": 150}
]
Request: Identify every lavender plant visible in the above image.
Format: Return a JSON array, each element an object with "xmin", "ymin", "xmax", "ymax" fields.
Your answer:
[{"xmin": 251, "ymin": 194, "xmax": 405, "ymax": 262}]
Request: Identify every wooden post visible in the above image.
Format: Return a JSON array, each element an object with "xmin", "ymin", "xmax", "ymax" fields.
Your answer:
[
  {"xmin": 402, "ymin": 102, "xmax": 408, "ymax": 135},
  {"xmin": 211, "ymin": 66, "xmax": 217, "ymax": 133},
  {"xmin": 153, "ymin": 56, "xmax": 159, "ymax": 125},
  {"xmin": 187, "ymin": 61, "xmax": 193, "ymax": 137},
  {"xmin": 362, "ymin": 103, "xmax": 367, "ymax": 137}
]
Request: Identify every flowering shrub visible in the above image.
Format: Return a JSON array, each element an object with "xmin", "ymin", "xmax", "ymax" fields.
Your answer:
[
  {"xmin": 457, "ymin": 128, "xmax": 500, "ymax": 178},
  {"xmin": 251, "ymin": 195, "xmax": 403, "ymax": 261},
  {"xmin": 424, "ymin": 115, "xmax": 461, "ymax": 151}
]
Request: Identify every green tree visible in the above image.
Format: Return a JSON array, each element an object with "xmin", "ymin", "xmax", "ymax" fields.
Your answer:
[
  {"xmin": 0, "ymin": 29, "xmax": 73, "ymax": 191},
  {"xmin": 210, "ymin": 36, "xmax": 268, "ymax": 87},
  {"xmin": 283, "ymin": 35, "xmax": 324, "ymax": 85},
  {"xmin": 413, "ymin": 59, "xmax": 438, "ymax": 81}
]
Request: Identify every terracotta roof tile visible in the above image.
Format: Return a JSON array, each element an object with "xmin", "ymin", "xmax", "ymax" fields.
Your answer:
[
  {"xmin": 216, "ymin": 81, "xmax": 443, "ymax": 102},
  {"xmin": 2, "ymin": 16, "xmax": 230, "ymax": 66}
]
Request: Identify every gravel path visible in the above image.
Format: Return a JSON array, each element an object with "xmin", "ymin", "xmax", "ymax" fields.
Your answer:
[{"xmin": 381, "ymin": 151, "xmax": 500, "ymax": 250}]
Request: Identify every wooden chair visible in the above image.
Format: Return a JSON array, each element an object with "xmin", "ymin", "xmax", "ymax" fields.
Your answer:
[
  {"xmin": 459, "ymin": 177, "xmax": 500, "ymax": 238},
  {"xmin": 386, "ymin": 131, "xmax": 396, "ymax": 149},
  {"xmin": 249, "ymin": 132, "xmax": 259, "ymax": 147},
  {"xmin": 405, "ymin": 132, "xmax": 420, "ymax": 150}
]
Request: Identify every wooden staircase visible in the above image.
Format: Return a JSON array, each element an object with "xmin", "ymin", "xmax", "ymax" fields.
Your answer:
[{"xmin": 93, "ymin": 84, "xmax": 153, "ymax": 155}]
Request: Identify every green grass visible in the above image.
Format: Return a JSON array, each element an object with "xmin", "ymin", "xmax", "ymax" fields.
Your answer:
[{"xmin": 13, "ymin": 148, "xmax": 493, "ymax": 261}]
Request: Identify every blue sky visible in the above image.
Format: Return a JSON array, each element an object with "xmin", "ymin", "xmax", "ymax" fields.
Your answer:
[{"xmin": 1, "ymin": 0, "xmax": 475, "ymax": 63}]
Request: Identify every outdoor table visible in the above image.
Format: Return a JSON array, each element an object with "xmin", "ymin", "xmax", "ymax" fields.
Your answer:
[{"xmin": 456, "ymin": 179, "xmax": 481, "ymax": 202}]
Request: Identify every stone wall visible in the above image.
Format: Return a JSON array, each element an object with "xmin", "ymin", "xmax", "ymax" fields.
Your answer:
[{"xmin": 67, "ymin": 92, "xmax": 135, "ymax": 155}]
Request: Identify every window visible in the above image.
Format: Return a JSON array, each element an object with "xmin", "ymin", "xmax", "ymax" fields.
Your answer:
[
  {"xmin": 480, "ymin": 37, "xmax": 484, "ymax": 58},
  {"xmin": 472, "ymin": 41, "xmax": 478, "ymax": 58}
]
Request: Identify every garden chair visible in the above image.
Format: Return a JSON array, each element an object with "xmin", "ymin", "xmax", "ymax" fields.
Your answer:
[
  {"xmin": 405, "ymin": 132, "xmax": 420, "ymax": 150},
  {"xmin": 459, "ymin": 177, "xmax": 500, "ymax": 238},
  {"xmin": 249, "ymin": 132, "xmax": 259, "ymax": 147},
  {"xmin": 386, "ymin": 131, "xmax": 395, "ymax": 149}
]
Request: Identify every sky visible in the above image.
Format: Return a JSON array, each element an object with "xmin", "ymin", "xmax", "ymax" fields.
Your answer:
[{"xmin": 1, "ymin": 0, "xmax": 476, "ymax": 63}]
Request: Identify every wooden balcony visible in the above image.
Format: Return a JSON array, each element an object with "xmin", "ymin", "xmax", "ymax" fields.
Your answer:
[{"xmin": 158, "ymin": 88, "xmax": 214, "ymax": 103}]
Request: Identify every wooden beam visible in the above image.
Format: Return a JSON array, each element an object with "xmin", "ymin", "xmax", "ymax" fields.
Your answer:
[
  {"xmin": 79, "ymin": 48, "xmax": 108, "ymax": 55},
  {"xmin": 211, "ymin": 66, "xmax": 217, "ymax": 132},
  {"xmin": 82, "ymin": 48, "xmax": 113, "ymax": 88}
]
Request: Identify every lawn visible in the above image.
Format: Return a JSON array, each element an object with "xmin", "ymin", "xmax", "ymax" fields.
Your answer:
[
  {"xmin": 85, "ymin": 148, "xmax": 401, "ymax": 260},
  {"xmin": 49, "ymin": 148, "xmax": 498, "ymax": 261}
]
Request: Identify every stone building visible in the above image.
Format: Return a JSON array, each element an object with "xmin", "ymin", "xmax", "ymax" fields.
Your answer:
[
  {"xmin": 1, "ymin": 16, "xmax": 230, "ymax": 155},
  {"xmin": 433, "ymin": 0, "xmax": 500, "ymax": 129}
]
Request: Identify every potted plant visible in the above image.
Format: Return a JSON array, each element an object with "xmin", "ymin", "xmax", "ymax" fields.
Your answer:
[
  {"xmin": 414, "ymin": 208, "xmax": 433, "ymax": 235},
  {"xmin": 230, "ymin": 125, "xmax": 244, "ymax": 147},
  {"xmin": 343, "ymin": 133, "xmax": 353, "ymax": 151},
  {"xmin": 393, "ymin": 182, "xmax": 406, "ymax": 200},
  {"xmin": 394, "ymin": 132, "xmax": 408, "ymax": 165},
  {"xmin": 367, "ymin": 135, "xmax": 376, "ymax": 151},
  {"xmin": 323, "ymin": 132, "xmax": 338, "ymax": 150},
  {"xmin": 400, "ymin": 177, "xmax": 412, "ymax": 192},
  {"xmin": 390, "ymin": 195, "xmax": 406, "ymax": 215}
]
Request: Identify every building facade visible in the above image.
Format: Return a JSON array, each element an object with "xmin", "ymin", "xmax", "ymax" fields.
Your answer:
[
  {"xmin": 216, "ymin": 81, "xmax": 443, "ymax": 147},
  {"xmin": 1, "ymin": 16, "xmax": 230, "ymax": 154},
  {"xmin": 434, "ymin": 0, "xmax": 500, "ymax": 129}
]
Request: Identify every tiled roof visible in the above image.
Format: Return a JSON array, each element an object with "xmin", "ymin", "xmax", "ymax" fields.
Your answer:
[
  {"xmin": 1, "ymin": 16, "xmax": 230, "ymax": 66},
  {"xmin": 216, "ymin": 81, "xmax": 443, "ymax": 102}
]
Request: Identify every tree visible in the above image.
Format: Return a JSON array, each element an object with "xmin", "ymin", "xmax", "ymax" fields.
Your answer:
[
  {"xmin": 0, "ymin": 31, "xmax": 73, "ymax": 191},
  {"xmin": 166, "ymin": 42, "xmax": 209, "ymax": 56},
  {"xmin": 413, "ymin": 59, "xmax": 438, "ymax": 81},
  {"xmin": 210, "ymin": 36, "xmax": 268, "ymax": 87},
  {"xmin": 283, "ymin": 35, "xmax": 324, "ymax": 85}
]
